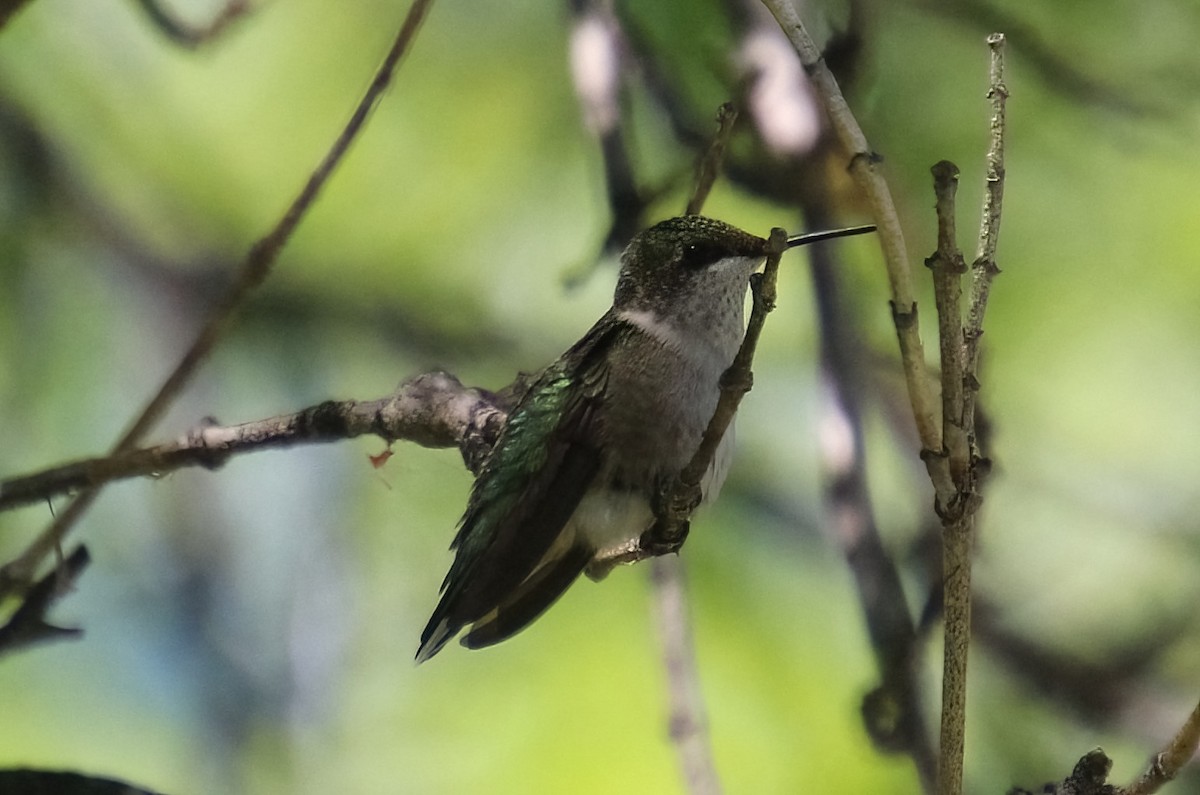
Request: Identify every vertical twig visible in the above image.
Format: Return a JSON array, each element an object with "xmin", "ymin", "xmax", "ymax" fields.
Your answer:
[
  {"xmin": 646, "ymin": 103, "xmax": 743, "ymax": 795},
  {"xmin": 928, "ymin": 34, "xmax": 1008, "ymax": 795},
  {"xmin": 937, "ymin": 515, "xmax": 972, "ymax": 795},
  {"xmin": 928, "ymin": 161, "xmax": 969, "ymax": 482},
  {"xmin": 686, "ymin": 103, "xmax": 738, "ymax": 215},
  {"xmin": 926, "ymin": 161, "xmax": 972, "ymax": 795},
  {"xmin": 0, "ymin": 0, "xmax": 437, "ymax": 600},
  {"xmin": 651, "ymin": 556, "xmax": 721, "ymax": 795},
  {"xmin": 961, "ymin": 33, "xmax": 1008, "ymax": 441}
]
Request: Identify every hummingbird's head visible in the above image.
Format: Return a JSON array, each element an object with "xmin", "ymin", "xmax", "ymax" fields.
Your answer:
[{"xmin": 613, "ymin": 216, "xmax": 767, "ymax": 315}]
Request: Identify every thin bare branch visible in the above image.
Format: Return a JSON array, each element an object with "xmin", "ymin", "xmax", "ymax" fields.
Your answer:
[
  {"xmin": 640, "ymin": 101, "xmax": 750, "ymax": 795},
  {"xmin": 686, "ymin": 103, "xmax": 739, "ymax": 215},
  {"xmin": 759, "ymin": 10, "xmax": 1011, "ymax": 795},
  {"xmin": 938, "ymin": 511, "xmax": 973, "ymax": 795},
  {"xmin": 651, "ymin": 556, "xmax": 721, "ymax": 795},
  {"xmin": 649, "ymin": 227, "xmax": 787, "ymax": 553},
  {"xmin": 929, "ymin": 35, "xmax": 1009, "ymax": 795},
  {"xmin": 928, "ymin": 160, "xmax": 969, "ymax": 483},
  {"xmin": 758, "ymin": 0, "xmax": 954, "ymax": 507},
  {"xmin": 1124, "ymin": 699, "xmax": 1200, "ymax": 795},
  {"xmin": 962, "ymin": 32, "xmax": 1007, "ymax": 442},
  {"xmin": 0, "ymin": 372, "xmax": 504, "ymax": 512},
  {"xmin": 0, "ymin": 0, "xmax": 437, "ymax": 600}
]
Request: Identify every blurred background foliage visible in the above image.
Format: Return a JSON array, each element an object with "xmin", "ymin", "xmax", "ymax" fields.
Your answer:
[{"xmin": 1, "ymin": 0, "xmax": 1199, "ymax": 792}]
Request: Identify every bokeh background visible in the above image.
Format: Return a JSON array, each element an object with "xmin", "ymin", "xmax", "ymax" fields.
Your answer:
[{"xmin": 1, "ymin": 0, "xmax": 1199, "ymax": 792}]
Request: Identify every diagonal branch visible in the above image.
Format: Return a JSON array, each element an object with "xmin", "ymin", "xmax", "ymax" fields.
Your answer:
[
  {"xmin": 1124, "ymin": 699, "xmax": 1200, "ymax": 795},
  {"xmin": 686, "ymin": 103, "xmax": 739, "ymax": 216},
  {"xmin": 759, "ymin": 0, "xmax": 953, "ymax": 506},
  {"xmin": 0, "ymin": 0, "xmax": 437, "ymax": 601}
]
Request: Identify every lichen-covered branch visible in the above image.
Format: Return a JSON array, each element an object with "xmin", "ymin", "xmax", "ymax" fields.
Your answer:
[
  {"xmin": 0, "ymin": 372, "xmax": 505, "ymax": 513},
  {"xmin": 928, "ymin": 160, "xmax": 969, "ymax": 484}
]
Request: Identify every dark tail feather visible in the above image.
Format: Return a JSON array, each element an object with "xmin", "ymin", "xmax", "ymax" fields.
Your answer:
[
  {"xmin": 415, "ymin": 608, "xmax": 462, "ymax": 664},
  {"xmin": 461, "ymin": 545, "xmax": 591, "ymax": 650}
]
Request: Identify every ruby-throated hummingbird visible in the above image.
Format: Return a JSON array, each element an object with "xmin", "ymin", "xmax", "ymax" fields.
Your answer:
[{"xmin": 416, "ymin": 215, "xmax": 874, "ymax": 662}]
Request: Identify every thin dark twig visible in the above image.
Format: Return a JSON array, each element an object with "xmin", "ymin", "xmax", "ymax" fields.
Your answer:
[
  {"xmin": 686, "ymin": 103, "xmax": 738, "ymax": 215},
  {"xmin": 651, "ymin": 556, "xmax": 721, "ymax": 795},
  {"xmin": 0, "ymin": 0, "xmax": 437, "ymax": 600},
  {"xmin": 809, "ymin": 205, "xmax": 936, "ymax": 792},
  {"xmin": 0, "ymin": 0, "xmax": 31, "ymax": 30},
  {"xmin": 0, "ymin": 546, "xmax": 89, "ymax": 657}
]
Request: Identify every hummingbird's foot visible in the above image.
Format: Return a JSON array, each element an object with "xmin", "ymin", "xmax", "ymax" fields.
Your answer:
[
  {"xmin": 586, "ymin": 538, "xmax": 644, "ymax": 580},
  {"xmin": 638, "ymin": 518, "xmax": 691, "ymax": 557}
]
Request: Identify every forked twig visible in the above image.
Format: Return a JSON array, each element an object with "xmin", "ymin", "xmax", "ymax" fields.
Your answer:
[{"xmin": 758, "ymin": 6, "xmax": 1010, "ymax": 794}]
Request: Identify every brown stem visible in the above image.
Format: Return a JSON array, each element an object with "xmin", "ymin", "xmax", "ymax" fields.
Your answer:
[
  {"xmin": 0, "ymin": 372, "xmax": 505, "ymax": 513},
  {"xmin": 1124, "ymin": 699, "xmax": 1200, "ymax": 795},
  {"xmin": 759, "ymin": 0, "xmax": 954, "ymax": 507},
  {"xmin": 686, "ymin": 103, "xmax": 739, "ymax": 216},
  {"xmin": 961, "ymin": 33, "xmax": 1008, "ymax": 444},
  {"xmin": 651, "ymin": 556, "xmax": 722, "ymax": 795},
  {"xmin": 928, "ymin": 161, "xmax": 969, "ymax": 487}
]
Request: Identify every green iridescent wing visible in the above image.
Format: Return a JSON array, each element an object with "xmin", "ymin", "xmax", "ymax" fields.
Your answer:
[{"xmin": 416, "ymin": 314, "xmax": 621, "ymax": 660}]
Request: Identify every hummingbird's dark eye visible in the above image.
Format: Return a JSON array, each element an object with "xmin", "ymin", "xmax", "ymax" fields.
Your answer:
[{"xmin": 679, "ymin": 241, "xmax": 729, "ymax": 270}]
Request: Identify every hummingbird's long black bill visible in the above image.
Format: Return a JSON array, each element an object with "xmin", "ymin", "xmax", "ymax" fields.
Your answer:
[{"xmin": 785, "ymin": 224, "xmax": 877, "ymax": 249}]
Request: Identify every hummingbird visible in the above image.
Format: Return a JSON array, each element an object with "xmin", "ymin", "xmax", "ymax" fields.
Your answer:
[{"xmin": 416, "ymin": 214, "xmax": 874, "ymax": 662}]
